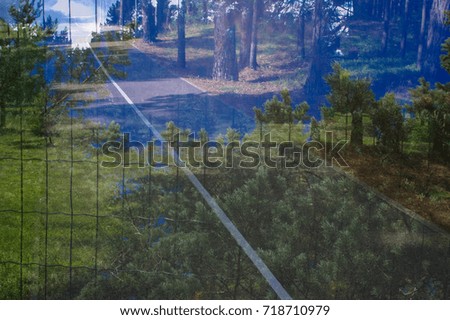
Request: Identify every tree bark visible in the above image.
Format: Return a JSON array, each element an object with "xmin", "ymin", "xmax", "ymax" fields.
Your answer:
[
  {"xmin": 373, "ymin": 0, "xmax": 384, "ymax": 19},
  {"xmin": 43, "ymin": 0, "xmax": 45, "ymax": 28},
  {"xmin": 400, "ymin": 0, "xmax": 410, "ymax": 58},
  {"xmin": 351, "ymin": 111, "xmax": 364, "ymax": 146},
  {"xmin": 119, "ymin": 0, "xmax": 124, "ymax": 26},
  {"xmin": 178, "ymin": 0, "xmax": 186, "ymax": 68},
  {"xmin": 353, "ymin": 0, "xmax": 363, "ymax": 19},
  {"xmin": 239, "ymin": 1, "xmax": 252, "ymax": 69},
  {"xmin": 425, "ymin": 0, "xmax": 450, "ymax": 76},
  {"xmin": 157, "ymin": 0, "xmax": 167, "ymax": 32},
  {"xmin": 381, "ymin": 0, "xmax": 391, "ymax": 56},
  {"xmin": 305, "ymin": 0, "xmax": 326, "ymax": 95},
  {"xmin": 249, "ymin": 0, "xmax": 260, "ymax": 70},
  {"xmin": 353, "ymin": 0, "xmax": 373, "ymax": 19},
  {"xmin": 142, "ymin": 0, "xmax": 157, "ymax": 42},
  {"xmin": 186, "ymin": 0, "xmax": 190, "ymax": 16},
  {"xmin": 202, "ymin": 0, "xmax": 208, "ymax": 23},
  {"xmin": 417, "ymin": 0, "xmax": 428, "ymax": 70},
  {"xmin": 212, "ymin": 1, "xmax": 238, "ymax": 81},
  {"xmin": 298, "ymin": 0, "xmax": 307, "ymax": 59},
  {"xmin": 94, "ymin": 0, "xmax": 98, "ymax": 33},
  {"xmin": 68, "ymin": 0, "xmax": 72, "ymax": 42}
]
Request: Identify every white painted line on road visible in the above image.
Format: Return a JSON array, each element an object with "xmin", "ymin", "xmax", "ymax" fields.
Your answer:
[{"xmin": 88, "ymin": 44, "xmax": 293, "ymax": 300}]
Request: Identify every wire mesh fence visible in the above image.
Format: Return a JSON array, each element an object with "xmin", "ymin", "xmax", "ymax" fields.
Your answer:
[
  {"xmin": 0, "ymin": 100, "xmax": 278, "ymax": 299},
  {"xmin": 1, "ymin": 91, "xmax": 450, "ymax": 300},
  {"xmin": 198, "ymin": 161, "xmax": 450, "ymax": 299},
  {"xmin": 1, "ymin": 36, "xmax": 449, "ymax": 299}
]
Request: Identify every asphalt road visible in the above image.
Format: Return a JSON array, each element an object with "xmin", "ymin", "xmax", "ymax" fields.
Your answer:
[
  {"xmin": 83, "ymin": 44, "xmax": 253, "ymax": 142},
  {"xmin": 87, "ymin": 42, "xmax": 293, "ymax": 300}
]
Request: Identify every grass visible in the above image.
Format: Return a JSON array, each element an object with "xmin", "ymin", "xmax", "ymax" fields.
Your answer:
[
  {"xmin": 2, "ymin": 25, "xmax": 446, "ymax": 298},
  {"xmin": 0, "ymin": 101, "xmax": 152, "ymax": 298},
  {"xmin": 244, "ymin": 123, "xmax": 309, "ymax": 145}
]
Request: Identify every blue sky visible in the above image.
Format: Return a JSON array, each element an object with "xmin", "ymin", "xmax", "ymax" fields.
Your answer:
[
  {"xmin": 1, "ymin": 0, "xmax": 116, "ymax": 45},
  {"xmin": 1, "ymin": 0, "xmax": 176, "ymax": 45},
  {"xmin": 0, "ymin": 0, "xmax": 115, "ymax": 24}
]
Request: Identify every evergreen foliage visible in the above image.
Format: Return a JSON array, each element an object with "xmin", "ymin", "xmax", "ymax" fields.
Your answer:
[
  {"xmin": 410, "ymin": 78, "xmax": 450, "ymax": 159},
  {"xmin": 372, "ymin": 93, "xmax": 407, "ymax": 153},
  {"xmin": 325, "ymin": 63, "xmax": 375, "ymax": 146},
  {"xmin": 253, "ymin": 89, "xmax": 309, "ymax": 141}
]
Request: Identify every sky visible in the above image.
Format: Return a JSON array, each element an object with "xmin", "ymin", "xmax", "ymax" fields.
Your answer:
[
  {"xmin": 49, "ymin": 0, "xmax": 114, "ymax": 46},
  {"xmin": 1, "ymin": 0, "xmax": 177, "ymax": 46},
  {"xmin": 1, "ymin": 0, "xmax": 115, "ymax": 45}
]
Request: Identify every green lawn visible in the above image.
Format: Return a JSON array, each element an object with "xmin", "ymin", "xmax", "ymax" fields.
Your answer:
[{"xmin": 0, "ymin": 108, "xmax": 148, "ymax": 299}]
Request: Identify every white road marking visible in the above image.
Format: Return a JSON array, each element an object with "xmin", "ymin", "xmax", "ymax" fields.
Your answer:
[{"xmin": 88, "ymin": 44, "xmax": 293, "ymax": 300}]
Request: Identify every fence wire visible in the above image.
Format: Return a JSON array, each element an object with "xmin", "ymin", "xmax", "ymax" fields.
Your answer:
[
  {"xmin": 0, "ymin": 102, "xmax": 275, "ymax": 299},
  {"xmin": 1, "ymin": 102, "xmax": 449, "ymax": 299}
]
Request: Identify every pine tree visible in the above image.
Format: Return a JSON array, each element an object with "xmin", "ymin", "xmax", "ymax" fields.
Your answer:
[
  {"xmin": 142, "ymin": 0, "xmax": 157, "ymax": 42},
  {"xmin": 212, "ymin": 0, "xmax": 238, "ymax": 81},
  {"xmin": 1, "ymin": 0, "xmax": 46, "ymax": 129},
  {"xmin": 325, "ymin": 63, "xmax": 375, "ymax": 146},
  {"xmin": 410, "ymin": 78, "xmax": 450, "ymax": 159},
  {"xmin": 239, "ymin": 0, "xmax": 252, "ymax": 69},
  {"xmin": 372, "ymin": 93, "xmax": 406, "ymax": 153},
  {"xmin": 253, "ymin": 89, "xmax": 309, "ymax": 141},
  {"xmin": 177, "ymin": 0, "xmax": 186, "ymax": 68},
  {"xmin": 424, "ymin": 0, "xmax": 450, "ymax": 76},
  {"xmin": 156, "ymin": 0, "xmax": 169, "ymax": 32}
]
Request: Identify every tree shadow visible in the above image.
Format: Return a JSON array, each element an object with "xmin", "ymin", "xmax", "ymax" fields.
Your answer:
[
  {"xmin": 136, "ymin": 92, "xmax": 255, "ymax": 137},
  {"xmin": 186, "ymin": 34, "xmax": 214, "ymax": 51}
]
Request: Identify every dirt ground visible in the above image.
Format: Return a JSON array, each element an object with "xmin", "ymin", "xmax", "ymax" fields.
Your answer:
[{"xmin": 340, "ymin": 147, "xmax": 450, "ymax": 232}]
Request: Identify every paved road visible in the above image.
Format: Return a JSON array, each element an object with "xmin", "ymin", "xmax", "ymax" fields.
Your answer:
[
  {"xmin": 88, "ymin": 42, "xmax": 293, "ymax": 300},
  {"xmin": 84, "ymin": 44, "xmax": 253, "ymax": 142}
]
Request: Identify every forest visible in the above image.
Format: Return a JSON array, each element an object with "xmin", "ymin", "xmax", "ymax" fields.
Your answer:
[
  {"xmin": 105, "ymin": 0, "xmax": 450, "ymax": 80},
  {"xmin": 0, "ymin": 0, "xmax": 449, "ymax": 300},
  {"xmin": 105, "ymin": 0, "xmax": 450, "ymax": 228}
]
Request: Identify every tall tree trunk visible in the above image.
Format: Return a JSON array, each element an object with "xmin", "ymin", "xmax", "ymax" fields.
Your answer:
[
  {"xmin": 239, "ymin": 2, "xmax": 252, "ymax": 69},
  {"xmin": 43, "ymin": 0, "xmax": 45, "ymax": 28},
  {"xmin": 353, "ymin": 0, "xmax": 363, "ymax": 19},
  {"xmin": 142, "ymin": 0, "xmax": 157, "ymax": 42},
  {"xmin": 298, "ymin": 0, "xmax": 307, "ymax": 59},
  {"xmin": 134, "ymin": 0, "xmax": 138, "ymax": 31},
  {"xmin": 305, "ymin": 0, "xmax": 326, "ymax": 95},
  {"xmin": 431, "ymin": 120, "xmax": 445, "ymax": 156},
  {"xmin": 381, "ymin": 0, "xmax": 391, "ymax": 56},
  {"xmin": 68, "ymin": 0, "xmax": 72, "ymax": 43},
  {"xmin": 178, "ymin": 0, "xmax": 186, "ymax": 68},
  {"xmin": 95, "ymin": 0, "xmax": 98, "ymax": 33},
  {"xmin": 212, "ymin": 1, "xmax": 238, "ymax": 81},
  {"xmin": 354, "ymin": 0, "xmax": 374, "ymax": 19},
  {"xmin": 400, "ymin": 0, "xmax": 410, "ymax": 58},
  {"xmin": 351, "ymin": 111, "xmax": 364, "ymax": 146},
  {"xmin": 417, "ymin": 0, "xmax": 428, "ymax": 70},
  {"xmin": 249, "ymin": 0, "xmax": 260, "ymax": 70},
  {"xmin": 119, "ymin": 0, "xmax": 123, "ymax": 26},
  {"xmin": 373, "ymin": 0, "xmax": 384, "ymax": 19},
  {"xmin": 157, "ymin": 0, "xmax": 167, "ymax": 32},
  {"xmin": 425, "ymin": 0, "xmax": 450, "ymax": 76},
  {"xmin": 202, "ymin": 0, "xmax": 208, "ymax": 23}
]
